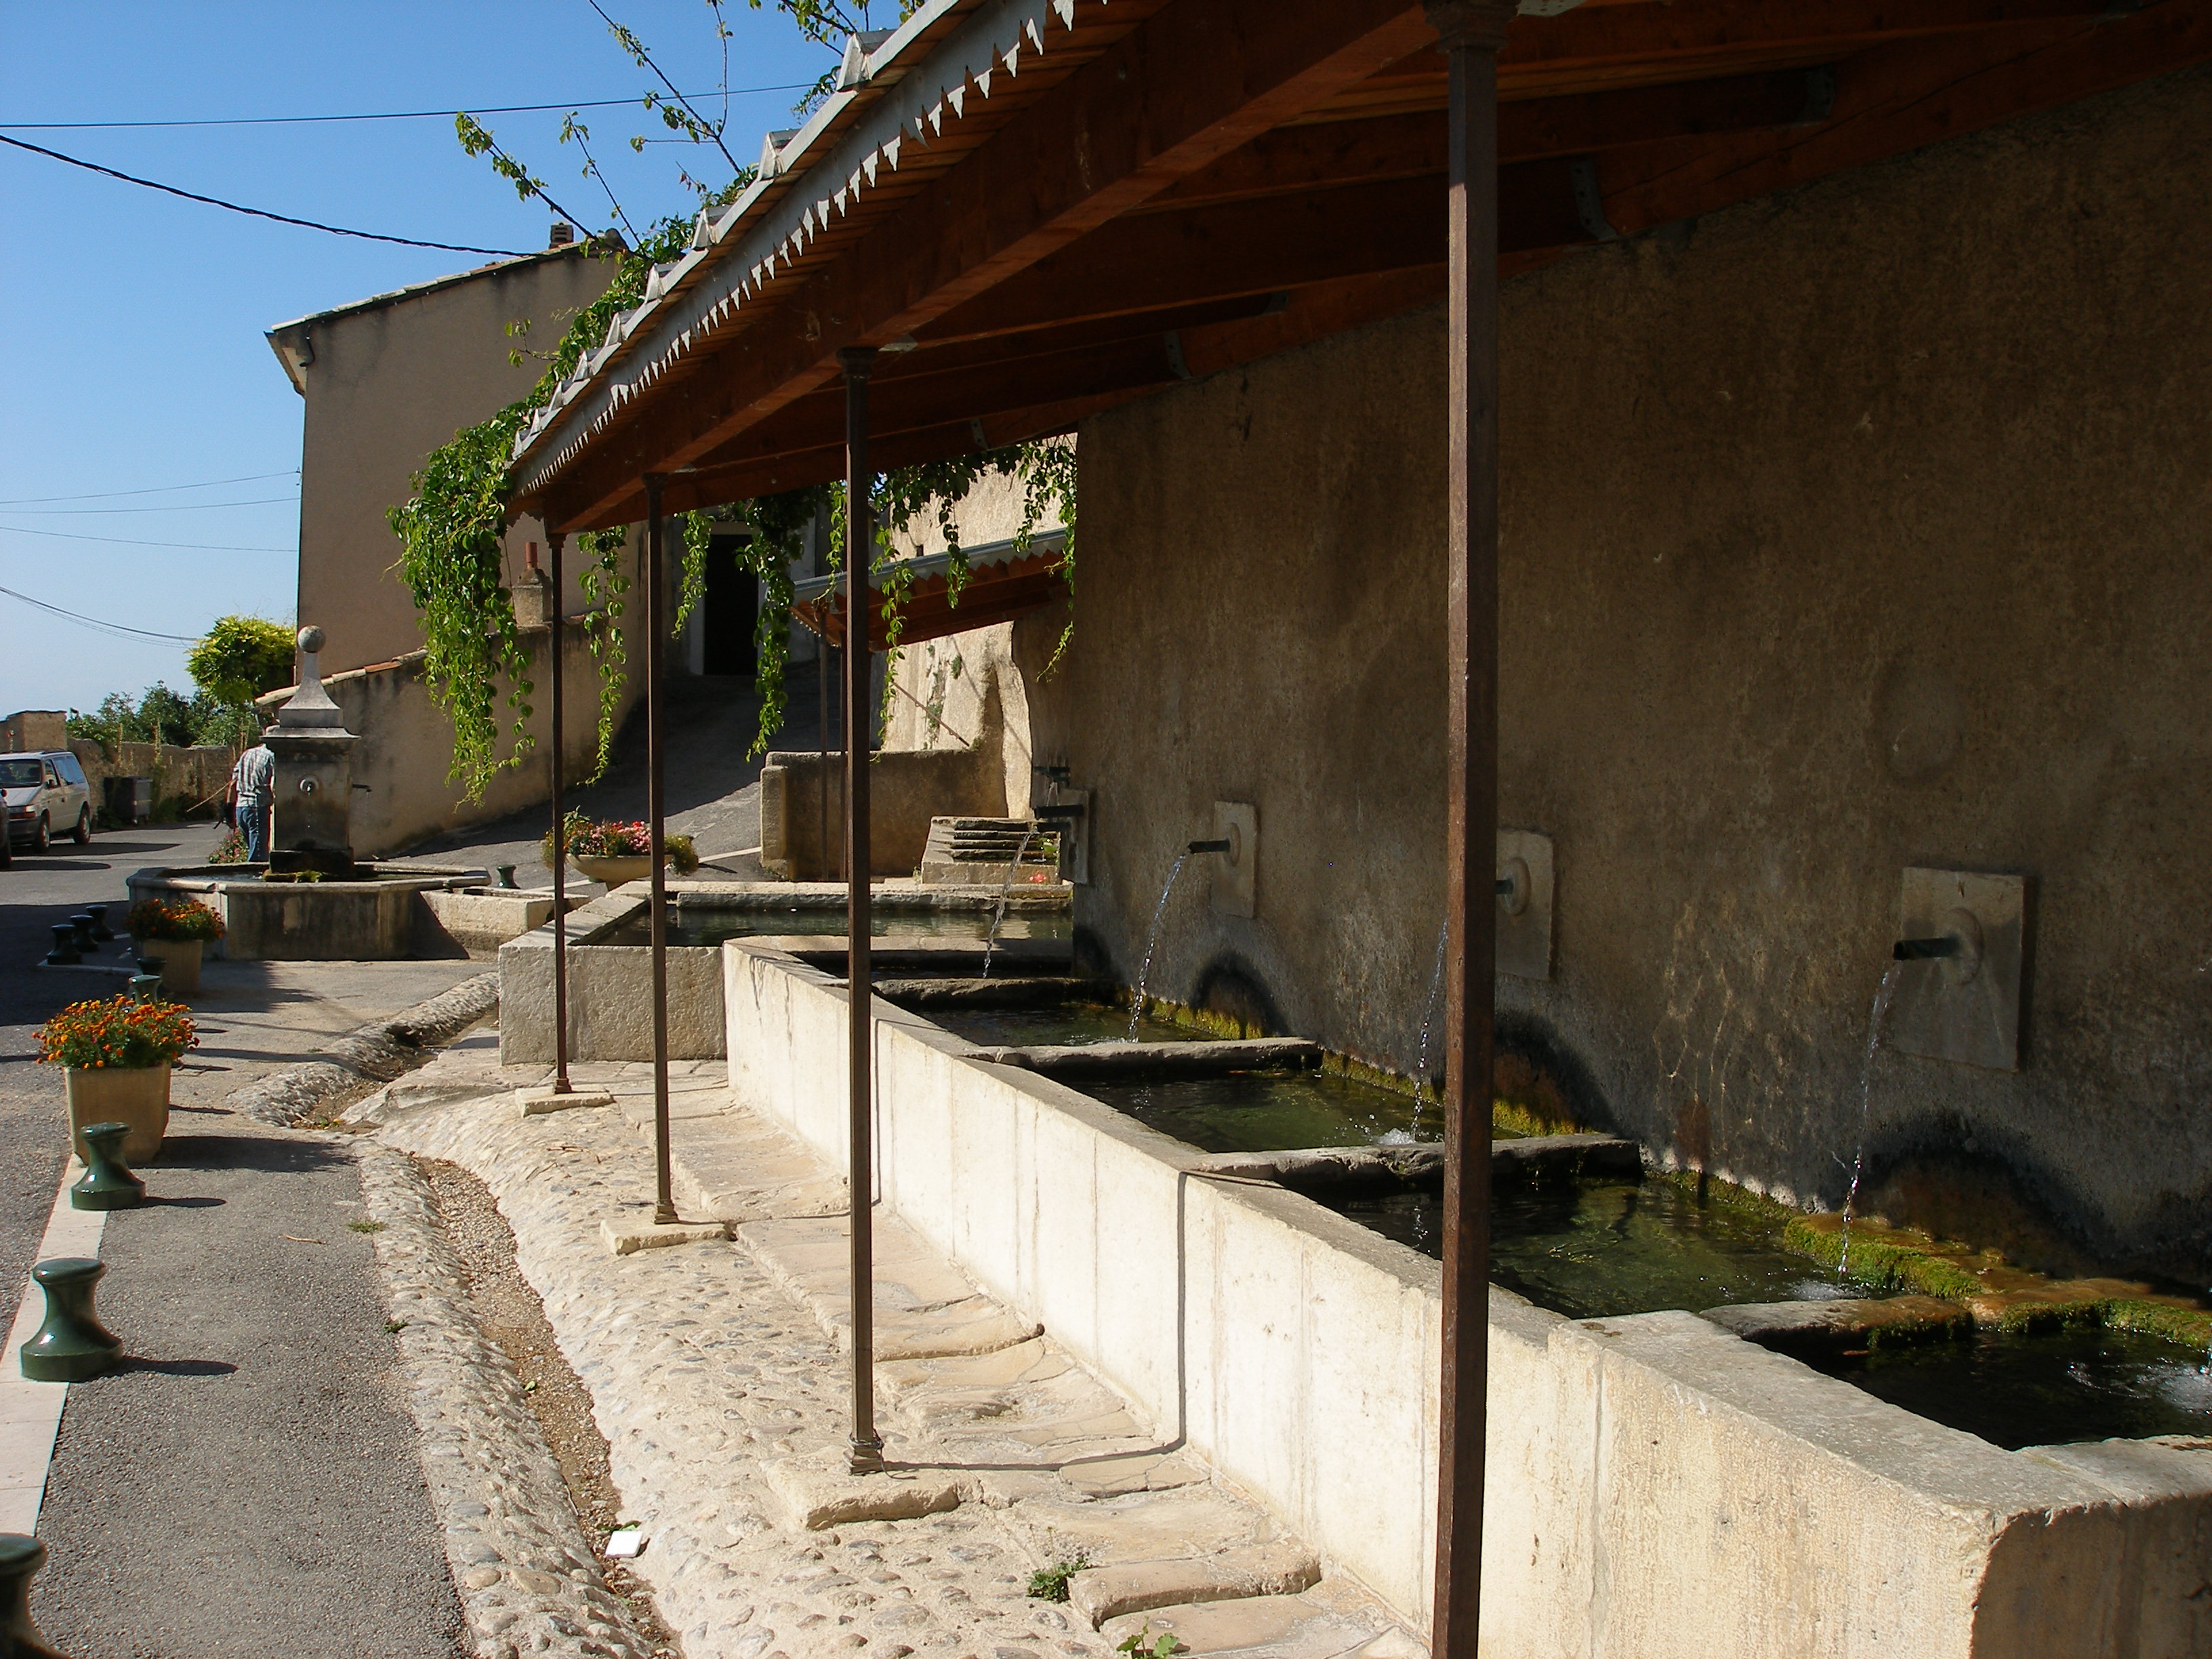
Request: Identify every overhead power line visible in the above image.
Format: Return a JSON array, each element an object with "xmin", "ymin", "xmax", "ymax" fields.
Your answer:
[
  {"xmin": 0, "ymin": 85, "xmax": 809, "ymax": 131},
  {"xmin": 0, "ymin": 133, "xmax": 527, "ymax": 257},
  {"xmin": 0, "ymin": 583, "xmax": 202, "ymax": 644},
  {"xmin": 7, "ymin": 495, "xmax": 298, "ymax": 516},
  {"xmin": 0, "ymin": 470, "xmax": 298, "ymax": 506},
  {"xmin": 0, "ymin": 523, "xmax": 292, "ymax": 554}
]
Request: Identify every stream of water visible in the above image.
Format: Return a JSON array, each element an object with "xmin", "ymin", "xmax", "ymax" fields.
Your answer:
[
  {"xmin": 1410, "ymin": 920, "xmax": 1448, "ymax": 1142},
  {"xmin": 1839, "ymin": 960, "xmax": 1906, "ymax": 1280},
  {"xmin": 979, "ymin": 823, "xmax": 1038, "ymax": 980},
  {"xmin": 1127, "ymin": 852, "xmax": 1191, "ymax": 1040}
]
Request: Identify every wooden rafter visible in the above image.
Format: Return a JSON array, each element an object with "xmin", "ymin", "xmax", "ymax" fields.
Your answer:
[{"xmin": 517, "ymin": 0, "xmax": 2209, "ymax": 531}]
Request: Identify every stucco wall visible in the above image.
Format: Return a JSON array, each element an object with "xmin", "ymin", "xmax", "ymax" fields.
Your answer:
[
  {"xmin": 290, "ymin": 598, "xmax": 646, "ymax": 857},
  {"xmin": 283, "ymin": 248, "xmax": 620, "ymax": 674},
  {"xmin": 1018, "ymin": 67, "xmax": 2212, "ymax": 1279}
]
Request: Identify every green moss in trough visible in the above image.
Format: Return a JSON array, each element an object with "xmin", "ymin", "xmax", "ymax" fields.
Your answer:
[
  {"xmin": 1782, "ymin": 1217, "xmax": 1985, "ymax": 1301},
  {"xmin": 2102, "ymin": 1298, "xmax": 2212, "ymax": 1351}
]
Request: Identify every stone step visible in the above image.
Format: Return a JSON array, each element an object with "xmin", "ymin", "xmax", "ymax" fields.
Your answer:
[
  {"xmin": 1098, "ymin": 1587, "xmax": 1410, "ymax": 1658},
  {"xmin": 667, "ymin": 1111, "xmax": 848, "ymax": 1225},
  {"xmin": 737, "ymin": 1212, "xmax": 1040, "ymax": 1360}
]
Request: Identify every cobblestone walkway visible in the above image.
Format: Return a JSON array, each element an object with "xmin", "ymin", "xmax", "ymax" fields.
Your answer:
[{"xmin": 361, "ymin": 1036, "xmax": 1417, "ymax": 1659}]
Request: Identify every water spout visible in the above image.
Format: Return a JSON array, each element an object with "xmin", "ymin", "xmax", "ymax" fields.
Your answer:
[
  {"xmin": 1893, "ymin": 935, "xmax": 1962, "ymax": 960},
  {"xmin": 1187, "ymin": 838, "xmax": 1231, "ymax": 855}
]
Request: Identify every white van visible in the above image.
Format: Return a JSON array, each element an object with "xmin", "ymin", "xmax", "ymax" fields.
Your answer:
[{"xmin": 1, "ymin": 751, "xmax": 93, "ymax": 851}]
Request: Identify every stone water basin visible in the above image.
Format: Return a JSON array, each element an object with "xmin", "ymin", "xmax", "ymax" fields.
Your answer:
[
  {"xmin": 1084, "ymin": 1069, "xmax": 1433, "ymax": 1154},
  {"xmin": 1332, "ymin": 1176, "xmax": 2212, "ymax": 1448},
  {"xmin": 598, "ymin": 907, "xmax": 1072, "ymax": 945},
  {"xmin": 877, "ymin": 977, "xmax": 1200, "ymax": 1048}
]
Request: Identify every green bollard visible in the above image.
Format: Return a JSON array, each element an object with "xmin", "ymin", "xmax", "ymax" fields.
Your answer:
[
  {"xmin": 0, "ymin": 1534, "xmax": 66, "ymax": 1658},
  {"xmin": 40, "ymin": 928, "xmax": 78, "ymax": 968},
  {"xmin": 127, "ymin": 975, "xmax": 163, "ymax": 1002},
  {"xmin": 83, "ymin": 903, "xmax": 115, "ymax": 943},
  {"xmin": 68, "ymin": 1125, "xmax": 142, "ymax": 1212},
  {"xmin": 20, "ymin": 1261, "xmax": 121, "ymax": 1383},
  {"xmin": 65, "ymin": 918, "xmax": 96, "ymax": 955}
]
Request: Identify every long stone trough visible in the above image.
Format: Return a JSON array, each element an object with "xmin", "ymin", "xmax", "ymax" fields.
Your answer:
[{"xmin": 723, "ymin": 938, "xmax": 2212, "ymax": 1659}]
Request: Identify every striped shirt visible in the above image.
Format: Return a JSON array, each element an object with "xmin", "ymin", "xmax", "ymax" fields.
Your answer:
[{"xmin": 232, "ymin": 745, "xmax": 274, "ymax": 802}]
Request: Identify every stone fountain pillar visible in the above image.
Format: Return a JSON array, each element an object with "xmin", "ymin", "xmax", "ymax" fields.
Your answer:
[{"xmin": 264, "ymin": 626, "xmax": 360, "ymax": 876}]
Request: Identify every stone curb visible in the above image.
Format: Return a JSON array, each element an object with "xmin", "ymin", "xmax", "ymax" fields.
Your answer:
[
  {"xmin": 227, "ymin": 972, "xmax": 499, "ymax": 1126},
  {"xmin": 354, "ymin": 1139, "xmax": 657, "ymax": 1659}
]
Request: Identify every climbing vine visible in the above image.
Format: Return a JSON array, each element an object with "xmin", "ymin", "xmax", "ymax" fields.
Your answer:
[{"xmin": 390, "ymin": 8, "xmax": 1081, "ymax": 798}]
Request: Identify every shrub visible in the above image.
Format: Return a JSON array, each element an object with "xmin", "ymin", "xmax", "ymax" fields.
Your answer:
[
  {"xmin": 38, "ymin": 996, "xmax": 198, "ymax": 1070},
  {"xmin": 540, "ymin": 812, "xmax": 699, "ymax": 873},
  {"xmin": 126, "ymin": 897, "xmax": 226, "ymax": 942}
]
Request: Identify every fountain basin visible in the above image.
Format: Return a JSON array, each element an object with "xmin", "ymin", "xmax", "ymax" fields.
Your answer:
[
  {"xmin": 878, "ymin": 977, "xmax": 1202, "ymax": 1047},
  {"xmin": 499, "ymin": 879, "xmax": 1072, "ymax": 1063},
  {"xmin": 126, "ymin": 863, "xmax": 486, "ymax": 960},
  {"xmin": 722, "ymin": 937, "xmax": 2212, "ymax": 1655}
]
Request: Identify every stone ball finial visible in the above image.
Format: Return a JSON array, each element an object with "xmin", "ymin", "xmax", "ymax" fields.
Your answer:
[{"xmin": 298, "ymin": 625, "xmax": 325, "ymax": 653}]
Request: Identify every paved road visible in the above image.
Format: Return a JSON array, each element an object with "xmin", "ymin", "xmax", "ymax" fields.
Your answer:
[
  {"xmin": 0, "ymin": 820, "xmax": 480, "ymax": 1652},
  {"xmin": 0, "ymin": 822, "xmax": 222, "ymax": 1345},
  {"xmin": 33, "ymin": 1126, "xmax": 468, "ymax": 1657}
]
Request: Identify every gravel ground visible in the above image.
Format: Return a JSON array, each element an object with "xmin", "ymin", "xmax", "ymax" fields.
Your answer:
[
  {"xmin": 32, "ymin": 1125, "xmax": 468, "ymax": 1657},
  {"xmin": 421, "ymin": 1156, "xmax": 678, "ymax": 1654}
]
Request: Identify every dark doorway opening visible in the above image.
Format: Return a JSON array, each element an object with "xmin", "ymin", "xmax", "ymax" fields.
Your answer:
[{"xmin": 703, "ymin": 532, "xmax": 759, "ymax": 675}]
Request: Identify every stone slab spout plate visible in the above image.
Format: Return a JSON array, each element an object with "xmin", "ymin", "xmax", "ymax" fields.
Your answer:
[
  {"xmin": 1889, "ymin": 866, "xmax": 2028, "ymax": 1071},
  {"xmin": 1210, "ymin": 800, "xmax": 1256, "ymax": 919},
  {"xmin": 1496, "ymin": 827, "xmax": 1554, "ymax": 981}
]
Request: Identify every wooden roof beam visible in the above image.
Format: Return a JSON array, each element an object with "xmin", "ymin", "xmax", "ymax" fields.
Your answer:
[
  {"xmin": 531, "ymin": 0, "xmax": 1439, "ymax": 530},
  {"xmin": 1141, "ymin": 66, "xmax": 1838, "ymax": 216}
]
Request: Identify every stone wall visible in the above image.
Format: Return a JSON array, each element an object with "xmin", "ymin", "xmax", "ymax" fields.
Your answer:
[
  {"xmin": 1, "ymin": 711, "xmax": 66, "ymax": 752},
  {"xmin": 67, "ymin": 739, "xmax": 237, "ymax": 817},
  {"xmin": 1013, "ymin": 67, "xmax": 2212, "ymax": 1279}
]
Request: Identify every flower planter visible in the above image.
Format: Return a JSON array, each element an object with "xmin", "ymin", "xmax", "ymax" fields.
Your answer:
[
  {"xmin": 573, "ymin": 855, "xmax": 656, "ymax": 886},
  {"xmin": 131, "ymin": 937, "xmax": 203, "ymax": 996},
  {"xmin": 64, "ymin": 1064, "xmax": 169, "ymax": 1165}
]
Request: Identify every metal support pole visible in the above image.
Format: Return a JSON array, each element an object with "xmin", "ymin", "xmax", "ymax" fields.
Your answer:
[
  {"xmin": 644, "ymin": 477, "xmax": 676, "ymax": 1227},
  {"xmin": 820, "ymin": 638, "xmax": 834, "ymax": 880},
  {"xmin": 839, "ymin": 345, "xmax": 884, "ymax": 1476},
  {"xmin": 1429, "ymin": 3, "xmax": 1512, "ymax": 1654},
  {"xmin": 547, "ymin": 530, "xmax": 573, "ymax": 1096}
]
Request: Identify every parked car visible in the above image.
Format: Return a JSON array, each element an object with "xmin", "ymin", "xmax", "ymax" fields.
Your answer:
[{"xmin": 1, "ymin": 751, "xmax": 93, "ymax": 852}]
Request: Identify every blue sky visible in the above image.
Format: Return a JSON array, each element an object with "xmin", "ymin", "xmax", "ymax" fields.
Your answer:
[{"xmin": 0, "ymin": 2, "xmax": 850, "ymax": 718}]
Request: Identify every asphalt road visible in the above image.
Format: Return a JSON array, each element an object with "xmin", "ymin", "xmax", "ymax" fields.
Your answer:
[{"xmin": 0, "ymin": 819, "xmax": 476, "ymax": 1653}]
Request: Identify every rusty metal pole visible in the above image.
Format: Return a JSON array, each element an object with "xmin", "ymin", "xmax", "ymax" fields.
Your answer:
[
  {"xmin": 643, "ymin": 476, "xmax": 676, "ymax": 1227},
  {"xmin": 1429, "ymin": 3, "xmax": 1511, "ymax": 1654},
  {"xmin": 839, "ymin": 346, "xmax": 884, "ymax": 1475},
  {"xmin": 821, "ymin": 638, "xmax": 836, "ymax": 880},
  {"xmin": 546, "ymin": 530, "xmax": 574, "ymax": 1096}
]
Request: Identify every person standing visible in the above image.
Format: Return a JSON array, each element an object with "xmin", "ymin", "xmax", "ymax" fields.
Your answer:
[{"xmin": 230, "ymin": 739, "xmax": 274, "ymax": 863}]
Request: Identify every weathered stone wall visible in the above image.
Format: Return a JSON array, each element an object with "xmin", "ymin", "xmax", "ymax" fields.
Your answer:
[
  {"xmin": 1017, "ymin": 67, "xmax": 2212, "ymax": 1278},
  {"xmin": 1, "ymin": 711, "xmax": 66, "ymax": 752},
  {"xmin": 67, "ymin": 739, "xmax": 237, "ymax": 817}
]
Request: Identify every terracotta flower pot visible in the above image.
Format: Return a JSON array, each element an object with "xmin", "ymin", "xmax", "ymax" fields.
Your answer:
[
  {"xmin": 573, "ymin": 855, "xmax": 655, "ymax": 886},
  {"xmin": 65, "ymin": 1064, "xmax": 169, "ymax": 1165},
  {"xmin": 131, "ymin": 937, "xmax": 203, "ymax": 996}
]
